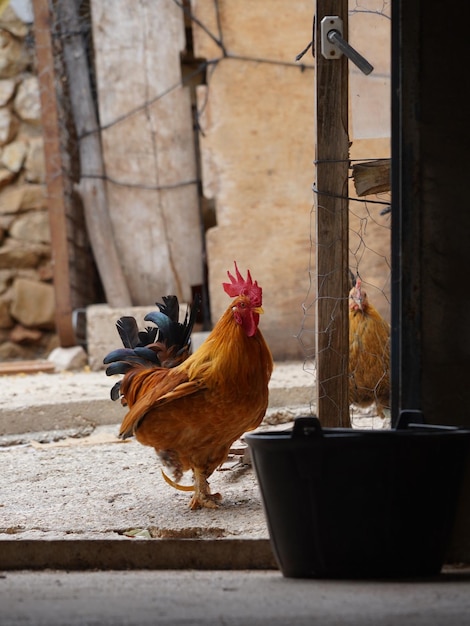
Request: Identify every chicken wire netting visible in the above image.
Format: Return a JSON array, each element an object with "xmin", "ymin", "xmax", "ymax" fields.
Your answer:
[
  {"xmin": 298, "ymin": 190, "xmax": 391, "ymax": 430},
  {"xmin": 34, "ymin": 0, "xmax": 391, "ymax": 426},
  {"xmin": 297, "ymin": 1, "xmax": 392, "ymax": 429}
]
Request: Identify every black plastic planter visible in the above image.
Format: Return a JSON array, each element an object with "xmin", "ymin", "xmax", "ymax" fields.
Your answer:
[{"xmin": 245, "ymin": 416, "xmax": 470, "ymax": 579}]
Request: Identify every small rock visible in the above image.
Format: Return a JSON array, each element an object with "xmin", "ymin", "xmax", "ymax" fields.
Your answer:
[
  {"xmin": 0, "ymin": 78, "xmax": 17, "ymax": 106},
  {"xmin": 14, "ymin": 75, "xmax": 41, "ymax": 124},
  {"xmin": 9, "ymin": 322, "xmax": 42, "ymax": 343},
  {"xmin": 10, "ymin": 209, "xmax": 50, "ymax": 243},
  {"xmin": 10, "ymin": 276, "xmax": 55, "ymax": 326},
  {"xmin": 1, "ymin": 138, "xmax": 27, "ymax": 172},
  {"xmin": 0, "ymin": 30, "xmax": 30, "ymax": 78},
  {"xmin": 0, "ymin": 239, "xmax": 45, "ymax": 269},
  {"xmin": 0, "ymin": 183, "xmax": 47, "ymax": 213},
  {"xmin": 0, "ymin": 4, "xmax": 31, "ymax": 37},
  {"xmin": 0, "ymin": 165, "xmax": 15, "ymax": 187},
  {"xmin": 0, "ymin": 106, "xmax": 19, "ymax": 146},
  {"xmin": 0, "ymin": 296, "xmax": 13, "ymax": 328},
  {"xmin": 47, "ymin": 345, "xmax": 88, "ymax": 371},
  {"xmin": 24, "ymin": 136, "xmax": 45, "ymax": 182}
]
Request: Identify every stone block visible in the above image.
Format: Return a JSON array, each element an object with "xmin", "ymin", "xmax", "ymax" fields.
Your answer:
[
  {"xmin": 48, "ymin": 345, "xmax": 88, "ymax": 371},
  {"xmin": 0, "ymin": 106, "xmax": 19, "ymax": 146},
  {"xmin": 0, "ymin": 184, "xmax": 47, "ymax": 213},
  {"xmin": 1, "ymin": 138, "xmax": 27, "ymax": 172},
  {"xmin": 13, "ymin": 75, "xmax": 41, "ymax": 124},
  {"xmin": 86, "ymin": 302, "xmax": 204, "ymax": 371},
  {"xmin": 86, "ymin": 304, "xmax": 154, "ymax": 371},
  {"xmin": 0, "ymin": 29, "xmax": 30, "ymax": 78},
  {"xmin": 10, "ymin": 277, "xmax": 55, "ymax": 328},
  {"xmin": 9, "ymin": 209, "xmax": 50, "ymax": 244}
]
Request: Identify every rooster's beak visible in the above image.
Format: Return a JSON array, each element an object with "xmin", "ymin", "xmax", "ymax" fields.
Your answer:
[{"xmin": 253, "ymin": 306, "xmax": 264, "ymax": 314}]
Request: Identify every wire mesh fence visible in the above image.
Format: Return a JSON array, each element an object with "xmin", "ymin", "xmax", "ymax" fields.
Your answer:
[{"xmin": 296, "ymin": 1, "xmax": 391, "ymax": 427}]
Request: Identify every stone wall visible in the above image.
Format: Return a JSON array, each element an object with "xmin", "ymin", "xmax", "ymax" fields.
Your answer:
[{"xmin": 0, "ymin": 5, "xmax": 57, "ymax": 360}]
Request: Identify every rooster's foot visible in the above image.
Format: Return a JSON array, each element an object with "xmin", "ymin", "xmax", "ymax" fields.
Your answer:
[{"xmin": 189, "ymin": 491, "xmax": 222, "ymax": 510}]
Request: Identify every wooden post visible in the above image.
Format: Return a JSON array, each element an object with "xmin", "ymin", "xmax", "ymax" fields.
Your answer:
[
  {"xmin": 314, "ymin": 0, "xmax": 351, "ymax": 427},
  {"xmin": 33, "ymin": 0, "xmax": 76, "ymax": 346}
]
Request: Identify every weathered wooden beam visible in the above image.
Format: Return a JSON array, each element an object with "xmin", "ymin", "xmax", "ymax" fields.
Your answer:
[
  {"xmin": 0, "ymin": 360, "xmax": 55, "ymax": 376},
  {"xmin": 352, "ymin": 159, "xmax": 391, "ymax": 196},
  {"xmin": 314, "ymin": 1, "xmax": 351, "ymax": 427},
  {"xmin": 90, "ymin": 0, "xmax": 203, "ymax": 305},
  {"xmin": 32, "ymin": 0, "xmax": 76, "ymax": 346},
  {"xmin": 57, "ymin": 0, "xmax": 132, "ymax": 307}
]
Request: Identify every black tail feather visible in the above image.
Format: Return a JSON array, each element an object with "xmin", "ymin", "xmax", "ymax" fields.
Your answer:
[
  {"xmin": 116, "ymin": 316, "xmax": 140, "ymax": 349},
  {"xmin": 110, "ymin": 381, "xmax": 122, "ymax": 401},
  {"xmin": 138, "ymin": 326, "xmax": 158, "ymax": 345},
  {"xmin": 104, "ymin": 294, "xmax": 202, "ymax": 401},
  {"xmin": 103, "ymin": 347, "xmax": 160, "ymax": 366},
  {"xmin": 105, "ymin": 361, "xmax": 135, "ymax": 377},
  {"xmin": 181, "ymin": 293, "xmax": 201, "ymax": 348},
  {"xmin": 143, "ymin": 311, "xmax": 175, "ymax": 343},
  {"xmin": 155, "ymin": 295, "xmax": 180, "ymax": 323}
]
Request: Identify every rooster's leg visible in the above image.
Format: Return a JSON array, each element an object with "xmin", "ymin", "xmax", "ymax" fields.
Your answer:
[{"xmin": 189, "ymin": 469, "xmax": 222, "ymax": 510}]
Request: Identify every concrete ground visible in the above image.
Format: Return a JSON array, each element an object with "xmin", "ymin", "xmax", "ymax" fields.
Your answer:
[
  {"xmin": 1, "ymin": 362, "xmax": 469, "ymax": 625},
  {"xmin": 0, "ymin": 361, "xmax": 387, "ymax": 548},
  {"xmin": 2, "ymin": 568, "xmax": 470, "ymax": 625},
  {"xmin": 0, "ymin": 362, "xmax": 318, "ymax": 543},
  {"xmin": 0, "ymin": 361, "xmax": 316, "ymax": 554}
]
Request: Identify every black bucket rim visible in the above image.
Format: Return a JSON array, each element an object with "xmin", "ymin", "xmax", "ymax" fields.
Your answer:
[{"xmin": 245, "ymin": 416, "xmax": 470, "ymax": 444}]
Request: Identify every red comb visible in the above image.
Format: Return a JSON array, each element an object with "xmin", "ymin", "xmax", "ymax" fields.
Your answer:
[{"xmin": 223, "ymin": 261, "xmax": 262, "ymax": 306}]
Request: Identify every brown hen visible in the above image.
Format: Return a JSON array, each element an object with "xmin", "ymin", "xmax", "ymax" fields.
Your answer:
[{"xmin": 349, "ymin": 277, "xmax": 390, "ymax": 419}]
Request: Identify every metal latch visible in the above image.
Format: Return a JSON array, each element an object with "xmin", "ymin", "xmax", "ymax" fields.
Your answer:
[{"xmin": 320, "ymin": 16, "xmax": 374, "ymax": 76}]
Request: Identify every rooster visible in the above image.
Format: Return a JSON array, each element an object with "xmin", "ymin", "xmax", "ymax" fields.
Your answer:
[
  {"xmin": 348, "ymin": 275, "xmax": 390, "ymax": 419},
  {"xmin": 104, "ymin": 262, "xmax": 273, "ymax": 510}
]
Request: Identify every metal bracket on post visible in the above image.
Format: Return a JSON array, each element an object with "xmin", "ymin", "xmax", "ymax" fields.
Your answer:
[{"xmin": 320, "ymin": 15, "xmax": 374, "ymax": 75}]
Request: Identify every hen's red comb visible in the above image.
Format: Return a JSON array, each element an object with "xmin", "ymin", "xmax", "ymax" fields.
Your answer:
[{"xmin": 223, "ymin": 261, "xmax": 262, "ymax": 306}]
